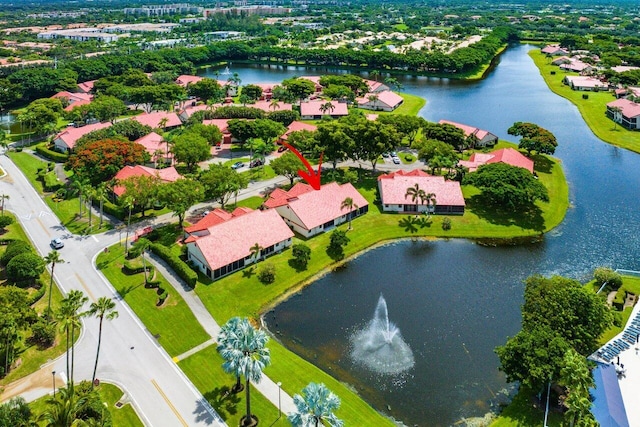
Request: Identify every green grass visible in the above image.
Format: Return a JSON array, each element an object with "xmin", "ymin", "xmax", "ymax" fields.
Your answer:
[
  {"xmin": 598, "ymin": 275, "xmax": 640, "ymax": 344},
  {"xmin": 28, "ymin": 383, "xmax": 144, "ymax": 426},
  {"xmin": 179, "ymin": 346, "xmax": 292, "ymax": 427},
  {"xmin": 7, "ymin": 151, "xmax": 112, "ymax": 235},
  {"xmin": 489, "ymin": 387, "xmax": 563, "ymax": 427},
  {"xmin": 96, "ymin": 244, "xmax": 210, "ymax": 357},
  {"xmin": 392, "ymin": 23, "xmax": 408, "ymax": 31},
  {"xmin": 529, "ymin": 49, "xmax": 640, "ymax": 153},
  {"xmin": 229, "ymin": 196, "xmax": 265, "ymax": 210}
]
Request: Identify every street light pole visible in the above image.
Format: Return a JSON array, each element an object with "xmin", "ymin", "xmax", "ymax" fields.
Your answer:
[
  {"xmin": 277, "ymin": 381, "xmax": 282, "ymax": 419},
  {"xmin": 52, "ymin": 371, "xmax": 56, "ymax": 398}
]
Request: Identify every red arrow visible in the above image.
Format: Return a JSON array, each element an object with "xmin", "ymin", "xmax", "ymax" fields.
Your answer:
[{"xmin": 279, "ymin": 142, "xmax": 323, "ymax": 190}]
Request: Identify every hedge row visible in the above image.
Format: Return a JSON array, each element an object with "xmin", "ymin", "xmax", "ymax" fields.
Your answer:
[
  {"xmin": 149, "ymin": 242, "xmax": 197, "ymax": 288},
  {"xmin": 35, "ymin": 145, "xmax": 68, "ymax": 163},
  {"xmin": 103, "ymin": 200, "xmax": 125, "ymax": 220},
  {"xmin": 43, "ymin": 171, "xmax": 63, "ymax": 192},
  {"xmin": 28, "ymin": 282, "xmax": 46, "ymax": 305}
]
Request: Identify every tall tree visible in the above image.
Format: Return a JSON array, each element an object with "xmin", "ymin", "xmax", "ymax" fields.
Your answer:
[
  {"xmin": 0, "ymin": 194, "xmax": 9, "ymax": 216},
  {"xmin": 270, "ymin": 152, "xmax": 305, "ymax": 185},
  {"xmin": 199, "ymin": 164, "xmax": 248, "ymax": 208},
  {"xmin": 57, "ymin": 290, "xmax": 88, "ymax": 389},
  {"xmin": 249, "ymin": 243, "xmax": 263, "ymax": 265},
  {"xmin": 170, "ymin": 132, "xmax": 210, "ymax": 172},
  {"xmin": 405, "ymin": 184, "xmax": 425, "ymax": 212},
  {"xmin": 44, "ymin": 250, "xmax": 64, "ymax": 321},
  {"xmin": 158, "ymin": 179, "xmax": 204, "ymax": 228},
  {"xmin": 340, "ymin": 197, "xmax": 358, "ymax": 230},
  {"xmin": 87, "ymin": 297, "xmax": 118, "ymax": 388},
  {"xmin": 217, "ymin": 317, "xmax": 271, "ymax": 427},
  {"xmin": 288, "ymin": 382, "xmax": 344, "ymax": 427}
]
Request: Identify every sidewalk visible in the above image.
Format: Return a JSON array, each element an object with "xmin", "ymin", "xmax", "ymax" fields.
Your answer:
[{"xmin": 146, "ymin": 254, "xmax": 297, "ymax": 416}]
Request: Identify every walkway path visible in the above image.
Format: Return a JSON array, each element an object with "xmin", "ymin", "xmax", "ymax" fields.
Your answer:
[{"xmin": 147, "ymin": 253, "xmax": 298, "ymax": 416}]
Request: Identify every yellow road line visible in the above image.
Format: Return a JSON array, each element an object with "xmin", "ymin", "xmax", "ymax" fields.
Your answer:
[
  {"xmin": 75, "ymin": 273, "xmax": 96, "ymax": 302},
  {"xmin": 36, "ymin": 217, "xmax": 49, "ymax": 235},
  {"xmin": 151, "ymin": 379, "xmax": 189, "ymax": 427}
]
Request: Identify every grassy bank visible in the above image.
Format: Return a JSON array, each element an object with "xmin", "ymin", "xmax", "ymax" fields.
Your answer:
[
  {"xmin": 529, "ymin": 49, "xmax": 640, "ymax": 153},
  {"xmin": 96, "ymin": 244, "xmax": 210, "ymax": 357}
]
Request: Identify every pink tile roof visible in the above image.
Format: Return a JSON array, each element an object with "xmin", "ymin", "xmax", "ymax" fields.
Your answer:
[
  {"xmin": 179, "ymin": 104, "xmax": 210, "ymax": 119},
  {"xmin": 377, "ymin": 170, "xmax": 465, "ymax": 207},
  {"xmin": 249, "ymin": 100, "xmax": 292, "ymax": 112},
  {"xmin": 300, "ymin": 100, "xmax": 348, "ymax": 118},
  {"xmin": 607, "ymin": 98, "xmax": 640, "ymax": 119},
  {"xmin": 184, "ymin": 208, "xmax": 233, "ymax": 233},
  {"xmin": 175, "ymin": 74, "xmax": 203, "ymax": 87},
  {"xmin": 268, "ymin": 182, "xmax": 368, "ymax": 230},
  {"xmin": 460, "ymin": 148, "xmax": 534, "ymax": 173},
  {"xmin": 264, "ymin": 183, "xmax": 314, "ymax": 208},
  {"xmin": 191, "ymin": 209, "xmax": 294, "ymax": 271},
  {"xmin": 113, "ymin": 165, "xmax": 182, "ymax": 196},
  {"xmin": 77, "ymin": 80, "xmax": 96, "ymax": 93},
  {"xmin": 203, "ymin": 119, "xmax": 231, "ymax": 134},
  {"xmin": 132, "ymin": 112, "xmax": 182, "ymax": 129},
  {"xmin": 559, "ymin": 60, "xmax": 592, "ymax": 72},
  {"xmin": 52, "ymin": 91, "xmax": 93, "ymax": 104},
  {"xmin": 364, "ymin": 79, "xmax": 387, "ymax": 92},
  {"xmin": 251, "ymin": 83, "xmax": 279, "ymax": 92},
  {"xmin": 564, "ymin": 76, "xmax": 604, "ymax": 89},
  {"xmin": 541, "ymin": 45, "xmax": 568, "ymax": 55},
  {"xmin": 134, "ymin": 131, "xmax": 172, "ymax": 159},
  {"xmin": 438, "ymin": 119, "xmax": 492, "ymax": 141},
  {"xmin": 300, "ymin": 76, "xmax": 323, "ymax": 88},
  {"xmin": 54, "ymin": 122, "xmax": 112, "ymax": 150},
  {"xmin": 280, "ymin": 121, "xmax": 317, "ymax": 141}
]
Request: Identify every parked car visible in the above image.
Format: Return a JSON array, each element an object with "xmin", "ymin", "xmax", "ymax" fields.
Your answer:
[
  {"xmin": 231, "ymin": 161, "xmax": 244, "ymax": 169},
  {"xmin": 392, "ymin": 156, "xmax": 401, "ymax": 164},
  {"xmin": 382, "ymin": 152, "xmax": 390, "ymax": 158},
  {"xmin": 250, "ymin": 159, "xmax": 264, "ymax": 168},
  {"xmin": 390, "ymin": 151, "xmax": 398, "ymax": 157},
  {"xmin": 50, "ymin": 238, "xmax": 64, "ymax": 249},
  {"xmin": 277, "ymin": 145, "xmax": 287, "ymax": 153}
]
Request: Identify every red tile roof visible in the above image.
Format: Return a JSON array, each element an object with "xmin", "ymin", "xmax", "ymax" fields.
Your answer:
[
  {"xmin": 280, "ymin": 121, "xmax": 317, "ymax": 141},
  {"xmin": 54, "ymin": 122, "xmax": 112, "ymax": 150},
  {"xmin": 266, "ymin": 182, "xmax": 368, "ymax": 230},
  {"xmin": 175, "ymin": 74, "xmax": 203, "ymax": 87},
  {"xmin": 134, "ymin": 132, "xmax": 171, "ymax": 159},
  {"xmin": 190, "ymin": 209, "xmax": 294, "ymax": 271},
  {"xmin": 459, "ymin": 148, "xmax": 534, "ymax": 173},
  {"xmin": 438, "ymin": 119, "xmax": 492, "ymax": 141},
  {"xmin": 184, "ymin": 208, "xmax": 233, "ymax": 233},
  {"xmin": 132, "ymin": 112, "xmax": 182, "ymax": 129},
  {"xmin": 76, "ymin": 80, "xmax": 96, "ymax": 93},
  {"xmin": 203, "ymin": 119, "xmax": 231, "ymax": 134},
  {"xmin": 377, "ymin": 170, "xmax": 465, "ymax": 207},
  {"xmin": 357, "ymin": 91, "xmax": 403, "ymax": 109},
  {"xmin": 51, "ymin": 91, "xmax": 94, "ymax": 112},
  {"xmin": 300, "ymin": 101, "xmax": 348, "ymax": 118},
  {"xmin": 264, "ymin": 183, "xmax": 314, "ymax": 208},
  {"xmin": 608, "ymin": 98, "xmax": 640, "ymax": 119},
  {"xmin": 113, "ymin": 165, "xmax": 182, "ymax": 196},
  {"xmin": 250, "ymin": 100, "xmax": 292, "ymax": 112}
]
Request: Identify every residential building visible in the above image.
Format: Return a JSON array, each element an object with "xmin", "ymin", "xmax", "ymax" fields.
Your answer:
[
  {"xmin": 203, "ymin": 6, "xmax": 291, "ymax": 18},
  {"xmin": 53, "ymin": 122, "xmax": 112, "ymax": 153},
  {"xmin": 364, "ymin": 79, "xmax": 390, "ymax": 93},
  {"xmin": 264, "ymin": 182, "xmax": 369, "ymax": 238},
  {"xmin": 203, "ymin": 119, "xmax": 232, "ymax": 144},
  {"xmin": 51, "ymin": 91, "xmax": 93, "ymax": 112},
  {"xmin": 356, "ymin": 91, "xmax": 404, "ymax": 112},
  {"xmin": 559, "ymin": 60, "xmax": 594, "ymax": 74},
  {"xmin": 279, "ymin": 121, "xmax": 317, "ymax": 144},
  {"xmin": 132, "ymin": 112, "xmax": 182, "ymax": 130},
  {"xmin": 113, "ymin": 165, "xmax": 182, "ymax": 197},
  {"xmin": 300, "ymin": 100, "xmax": 348, "ymax": 120},
  {"xmin": 134, "ymin": 132, "xmax": 172, "ymax": 165},
  {"xmin": 175, "ymin": 74, "xmax": 203, "ymax": 87},
  {"xmin": 438, "ymin": 119, "xmax": 498, "ymax": 147},
  {"xmin": 607, "ymin": 99, "xmax": 640, "ymax": 130},
  {"xmin": 563, "ymin": 75, "xmax": 605, "ymax": 91},
  {"xmin": 76, "ymin": 80, "xmax": 96, "ymax": 94},
  {"xmin": 459, "ymin": 148, "xmax": 534, "ymax": 173},
  {"xmin": 124, "ymin": 4, "xmax": 203, "ymax": 16},
  {"xmin": 185, "ymin": 208, "xmax": 294, "ymax": 281},
  {"xmin": 541, "ymin": 44, "xmax": 569, "ymax": 56},
  {"xmin": 377, "ymin": 169, "xmax": 465, "ymax": 215}
]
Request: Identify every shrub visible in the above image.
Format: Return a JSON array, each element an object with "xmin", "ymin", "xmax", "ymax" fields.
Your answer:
[
  {"xmin": 35, "ymin": 144, "xmax": 68, "ymax": 162},
  {"xmin": 582, "ymin": 94, "xmax": 589, "ymax": 99},
  {"xmin": 257, "ymin": 263, "xmax": 276, "ymax": 284},
  {"xmin": 102, "ymin": 200, "xmax": 125, "ymax": 220},
  {"xmin": 30, "ymin": 317, "xmax": 56, "ymax": 347},
  {"xmin": 442, "ymin": 217, "xmax": 452, "ymax": 230},
  {"xmin": 291, "ymin": 244, "xmax": 311, "ymax": 269},
  {"xmin": 43, "ymin": 171, "xmax": 62, "ymax": 192},
  {"xmin": 612, "ymin": 290, "xmax": 625, "ymax": 311},
  {"xmin": 1, "ymin": 240, "xmax": 33, "ymax": 265},
  {"xmin": 149, "ymin": 242, "xmax": 197, "ymax": 288},
  {"xmin": 403, "ymin": 154, "xmax": 414, "ymax": 162},
  {"xmin": 0, "ymin": 215, "xmax": 14, "ymax": 230},
  {"xmin": 27, "ymin": 282, "xmax": 46, "ymax": 305},
  {"xmin": 593, "ymin": 267, "xmax": 623, "ymax": 290},
  {"xmin": 6, "ymin": 252, "xmax": 45, "ymax": 285},
  {"xmin": 123, "ymin": 258, "xmax": 153, "ymax": 275}
]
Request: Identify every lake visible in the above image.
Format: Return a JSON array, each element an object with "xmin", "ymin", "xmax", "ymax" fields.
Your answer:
[{"xmin": 201, "ymin": 45, "xmax": 640, "ymax": 426}]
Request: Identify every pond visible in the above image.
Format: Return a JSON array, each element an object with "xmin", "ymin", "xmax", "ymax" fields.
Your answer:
[{"xmin": 201, "ymin": 45, "xmax": 640, "ymax": 426}]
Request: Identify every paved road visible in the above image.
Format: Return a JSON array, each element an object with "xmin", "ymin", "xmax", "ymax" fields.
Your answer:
[{"xmin": 0, "ymin": 155, "xmax": 226, "ymax": 427}]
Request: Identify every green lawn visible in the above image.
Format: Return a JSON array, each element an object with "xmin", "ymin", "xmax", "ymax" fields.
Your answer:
[
  {"xmin": 489, "ymin": 387, "xmax": 563, "ymax": 427},
  {"xmin": 598, "ymin": 275, "xmax": 640, "ymax": 344},
  {"xmin": 96, "ymin": 244, "xmax": 210, "ymax": 357},
  {"xmin": 529, "ymin": 49, "xmax": 640, "ymax": 153}
]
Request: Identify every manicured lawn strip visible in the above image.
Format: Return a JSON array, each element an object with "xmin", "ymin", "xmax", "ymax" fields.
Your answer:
[
  {"xmin": 7, "ymin": 151, "xmax": 112, "ymax": 235},
  {"xmin": 96, "ymin": 244, "xmax": 209, "ymax": 357},
  {"xmin": 529, "ymin": 49, "xmax": 640, "ymax": 153},
  {"xmin": 99, "ymin": 382, "xmax": 145, "ymax": 427},
  {"xmin": 195, "ymin": 150, "xmax": 568, "ymax": 323},
  {"xmin": 231, "ymin": 196, "xmax": 264, "ymax": 210},
  {"xmin": 489, "ymin": 387, "xmax": 562, "ymax": 427},
  {"xmin": 179, "ymin": 346, "xmax": 291, "ymax": 427}
]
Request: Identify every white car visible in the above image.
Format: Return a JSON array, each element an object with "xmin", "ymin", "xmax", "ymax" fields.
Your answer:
[
  {"xmin": 50, "ymin": 238, "xmax": 64, "ymax": 249},
  {"xmin": 392, "ymin": 156, "xmax": 401, "ymax": 164}
]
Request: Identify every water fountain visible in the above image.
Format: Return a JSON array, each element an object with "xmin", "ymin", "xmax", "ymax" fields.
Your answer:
[
  {"xmin": 350, "ymin": 295, "xmax": 415, "ymax": 375},
  {"xmin": 220, "ymin": 65, "xmax": 231, "ymax": 75}
]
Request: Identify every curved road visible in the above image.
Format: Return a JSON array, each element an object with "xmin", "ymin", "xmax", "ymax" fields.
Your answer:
[{"xmin": 0, "ymin": 154, "xmax": 226, "ymax": 427}]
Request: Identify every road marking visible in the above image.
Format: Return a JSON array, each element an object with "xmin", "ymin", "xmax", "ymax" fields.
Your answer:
[
  {"xmin": 75, "ymin": 273, "xmax": 96, "ymax": 302},
  {"xmin": 21, "ymin": 213, "xmax": 32, "ymax": 221},
  {"xmin": 92, "ymin": 235, "xmax": 99, "ymax": 242},
  {"xmin": 36, "ymin": 217, "xmax": 49, "ymax": 236},
  {"xmin": 151, "ymin": 379, "xmax": 189, "ymax": 426},
  {"xmin": 39, "ymin": 211, "xmax": 51, "ymax": 217},
  {"xmin": 172, "ymin": 357, "xmax": 179, "ymax": 363}
]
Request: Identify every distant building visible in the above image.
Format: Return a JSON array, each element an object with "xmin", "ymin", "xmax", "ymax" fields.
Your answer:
[
  {"xmin": 438, "ymin": 120, "xmax": 498, "ymax": 147},
  {"xmin": 541, "ymin": 44, "xmax": 569, "ymax": 56},
  {"xmin": 607, "ymin": 99, "xmax": 640, "ymax": 130},
  {"xmin": 38, "ymin": 28, "xmax": 121, "ymax": 43},
  {"xmin": 113, "ymin": 165, "xmax": 182, "ymax": 197},
  {"xmin": 300, "ymin": 100, "xmax": 348, "ymax": 120},
  {"xmin": 459, "ymin": 148, "xmax": 534, "ymax": 173},
  {"xmin": 124, "ymin": 4, "xmax": 203, "ymax": 16},
  {"xmin": 563, "ymin": 75, "xmax": 605, "ymax": 91},
  {"xmin": 203, "ymin": 6, "xmax": 291, "ymax": 18},
  {"xmin": 53, "ymin": 122, "xmax": 112, "ymax": 153}
]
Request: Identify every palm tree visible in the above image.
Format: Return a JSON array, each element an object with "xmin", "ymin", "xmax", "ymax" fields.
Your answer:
[
  {"xmin": 94, "ymin": 183, "xmax": 107, "ymax": 230},
  {"xmin": 420, "ymin": 192, "xmax": 437, "ymax": 216},
  {"xmin": 610, "ymin": 106, "xmax": 622, "ymax": 130},
  {"xmin": 123, "ymin": 196, "xmax": 135, "ymax": 253},
  {"xmin": 84, "ymin": 186, "xmax": 95, "ymax": 230},
  {"xmin": 288, "ymin": 382, "xmax": 344, "ymax": 427},
  {"xmin": 44, "ymin": 250, "xmax": 65, "ymax": 321},
  {"xmin": 217, "ymin": 317, "xmax": 244, "ymax": 393},
  {"xmin": 57, "ymin": 290, "xmax": 88, "ymax": 389},
  {"xmin": 384, "ymin": 77, "xmax": 403, "ymax": 91},
  {"xmin": 405, "ymin": 183, "xmax": 425, "ymax": 213},
  {"xmin": 71, "ymin": 177, "xmax": 89, "ymax": 218},
  {"xmin": 39, "ymin": 386, "xmax": 90, "ymax": 427},
  {"xmin": 217, "ymin": 317, "xmax": 270, "ymax": 427},
  {"xmin": 319, "ymin": 102, "xmax": 335, "ymax": 116},
  {"xmin": 249, "ymin": 242, "xmax": 263, "ymax": 265},
  {"xmin": 157, "ymin": 116, "xmax": 169, "ymax": 132},
  {"xmin": 88, "ymin": 297, "xmax": 118, "ymax": 388},
  {"xmin": 340, "ymin": 197, "xmax": 358, "ymax": 230},
  {"xmin": 369, "ymin": 70, "xmax": 380, "ymax": 82},
  {"xmin": 0, "ymin": 193, "xmax": 8, "ymax": 216},
  {"xmin": 269, "ymin": 99, "xmax": 281, "ymax": 111},
  {"xmin": 132, "ymin": 237, "xmax": 152, "ymax": 285},
  {"xmin": 367, "ymin": 94, "xmax": 379, "ymax": 110}
]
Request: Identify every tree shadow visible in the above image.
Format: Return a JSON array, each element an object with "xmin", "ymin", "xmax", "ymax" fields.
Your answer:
[
  {"xmin": 116, "ymin": 283, "xmax": 143, "ymax": 299},
  {"xmin": 466, "ymin": 195, "xmax": 545, "ymax": 232},
  {"xmin": 242, "ymin": 267, "xmax": 256, "ymax": 278},
  {"xmin": 202, "ymin": 386, "xmax": 240, "ymax": 420},
  {"xmin": 531, "ymin": 154, "xmax": 554, "ymax": 174},
  {"xmin": 398, "ymin": 216, "xmax": 418, "ymax": 234}
]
